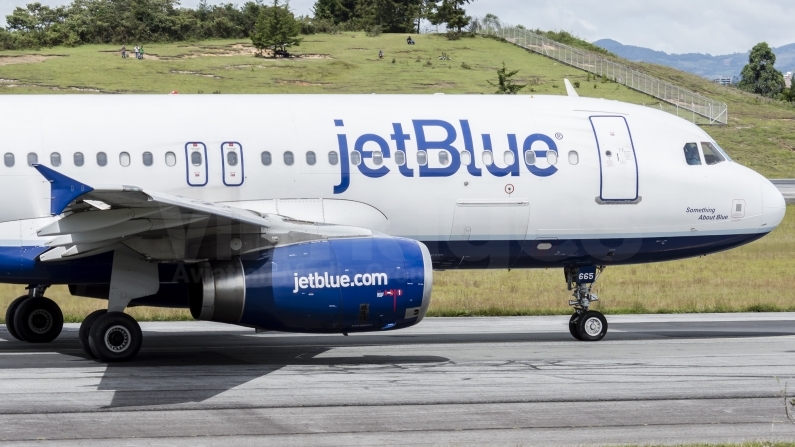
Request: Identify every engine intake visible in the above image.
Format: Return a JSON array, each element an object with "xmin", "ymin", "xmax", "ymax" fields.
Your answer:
[{"xmin": 189, "ymin": 259, "xmax": 246, "ymax": 324}]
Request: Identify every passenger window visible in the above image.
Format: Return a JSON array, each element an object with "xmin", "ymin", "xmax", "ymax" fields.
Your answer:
[
  {"xmin": 482, "ymin": 151, "xmax": 494, "ymax": 166},
  {"xmin": 328, "ymin": 151, "xmax": 339, "ymax": 165},
  {"xmin": 74, "ymin": 152, "xmax": 84, "ymax": 167},
  {"xmin": 142, "ymin": 152, "xmax": 153, "ymax": 167},
  {"xmin": 27, "ymin": 153, "xmax": 37, "ymax": 166},
  {"xmin": 524, "ymin": 151, "xmax": 535, "ymax": 165},
  {"xmin": 701, "ymin": 142, "xmax": 725, "ymax": 165},
  {"xmin": 284, "ymin": 151, "xmax": 295, "ymax": 166},
  {"xmin": 306, "ymin": 151, "xmax": 316, "ymax": 166},
  {"xmin": 4, "ymin": 153, "xmax": 14, "ymax": 167},
  {"xmin": 227, "ymin": 151, "xmax": 239, "ymax": 166},
  {"xmin": 416, "ymin": 150, "xmax": 428, "ymax": 166},
  {"xmin": 51, "ymin": 152, "xmax": 61, "ymax": 167},
  {"xmin": 683, "ymin": 143, "xmax": 701, "ymax": 165},
  {"xmin": 547, "ymin": 151, "xmax": 558, "ymax": 165},
  {"xmin": 568, "ymin": 151, "xmax": 579, "ymax": 165},
  {"xmin": 460, "ymin": 150, "xmax": 471, "ymax": 166},
  {"xmin": 439, "ymin": 150, "xmax": 449, "ymax": 166},
  {"xmin": 372, "ymin": 150, "xmax": 383, "ymax": 165},
  {"xmin": 190, "ymin": 151, "xmax": 202, "ymax": 166},
  {"xmin": 165, "ymin": 152, "xmax": 176, "ymax": 167},
  {"xmin": 261, "ymin": 151, "xmax": 272, "ymax": 166},
  {"xmin": 350, "ymin": 150, "xmax": 361, "ymax": 166},
  {"xmin": 120, "ymin": 152, "xmax": 131, "ymax": 167},
  {"xmin": 97, "ymin": 152, "xmax": 108, "ymax": 167},
  {"xmin": 503, "ymin": 151, "xmax": 515, "ymax": 165},
  {"xmin": 394, "ymin": 150, "xmax": 406, "ymax": 166}
]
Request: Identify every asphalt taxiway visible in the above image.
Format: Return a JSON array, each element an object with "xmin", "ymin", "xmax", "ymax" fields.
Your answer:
[{"xmin": 1, "ymin": 314, "xmax": 794, "ymax": 446}]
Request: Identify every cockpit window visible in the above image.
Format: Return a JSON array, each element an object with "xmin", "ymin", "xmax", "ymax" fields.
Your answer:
[
  {"xmin": 683, "ymin": 143, "xmax": 701, "ymax": 165},
  {"xmin": 701, "ymin": 142, "xmax": 725, "ymax": 165},
  {"xmin": 708, "ymin": 141, "xmax": 733, "ymax": 163}
]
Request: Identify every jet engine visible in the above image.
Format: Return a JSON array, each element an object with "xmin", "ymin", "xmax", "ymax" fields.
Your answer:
[{"xmin": 188, "ymin": 237, "xmax": 432, "ymax": 333}]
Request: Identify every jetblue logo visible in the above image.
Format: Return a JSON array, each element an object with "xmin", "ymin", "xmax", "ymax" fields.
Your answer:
[{"xmin": 333, "ymin": 119, "xmax": 560, "ymax": 194}]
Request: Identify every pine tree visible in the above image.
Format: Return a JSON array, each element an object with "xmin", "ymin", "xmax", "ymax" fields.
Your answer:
[
  {"xmin": 738, "ymin": 42, "xmax": 786, "ymax": 98},
  {"xmin": 312, "ymin": 0, "xmax": 357, "ymax": 24},
  {"xmin": 355, "ymin": 0, "xmax": 422, "ymax": 33},
  {"xmin": 428, "ymin": 0, "xmax": 470, "ymax": 32},
  {"xmin": 251, "ymin": 0, "xmax": 302, "ymax": 56},
  {"xmin": 488, "ymin": 62, "xmax": 526, "ymax": 95}
]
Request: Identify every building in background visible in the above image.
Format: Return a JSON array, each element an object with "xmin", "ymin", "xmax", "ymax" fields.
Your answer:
[
  {"xmin": 712, "ymin": 76, "xmax": 733, "ymax": 86},
  {"xmin": 785, "ymin": 72, "xmax": 793, "ymax": 89}
]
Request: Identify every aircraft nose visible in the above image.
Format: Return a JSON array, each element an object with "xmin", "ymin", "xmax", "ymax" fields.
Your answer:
[{"xmin": 761, "ymin": 178, "xmax": 786, "ymax": 232}]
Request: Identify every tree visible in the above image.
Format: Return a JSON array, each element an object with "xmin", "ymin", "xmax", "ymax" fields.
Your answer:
[
  {"xmin": 356, "ymin": 0, "xmax": 422, "ymax": 33},
  {"xmin": 428, "ymin": 0, "xmax": 470, "ymax": 32},
  {"xmin": 312, "ymin": 0, "xmax": 356, "ymax": 24},
  {"xmin": 488, "ymin": 62, "xmax": 526, "ymax": 94},
  {"xmin": 251, "ymin": 0, "xmax": 302, "ymax": 56},
  {"xmin": 738, "ymin": 42, "xmax": 786, "ymax": 98}
]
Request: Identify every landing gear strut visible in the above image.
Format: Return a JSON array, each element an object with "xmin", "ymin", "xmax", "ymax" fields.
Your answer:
[
  {"xmin": 4, "ymin": 285, "xmax": 63, "ymax": 343},
  {"xmin": 565, "ymin": 266, "xmax": 608, "ymax": 342}
]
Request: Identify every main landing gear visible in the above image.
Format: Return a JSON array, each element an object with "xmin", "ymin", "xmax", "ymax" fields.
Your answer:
[
  {"xmin": 79, "ymin": 310, "xmax": 142, "ymax": 362},
  {"xmin": 564, "ymin": 266, "xmax": 608, "ymax": 342},
  {"xmin": 4, "ymin": 285, "xmax": 63, "ymax": 343},
  {"xmin": 4, "ymin": 284, "xmax": 142, "ymax": 362}
]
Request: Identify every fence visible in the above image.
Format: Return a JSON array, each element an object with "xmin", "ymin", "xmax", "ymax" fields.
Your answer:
[{"xmin": 479, "ymin": 25, "xmax": 728, "ymax": 125}]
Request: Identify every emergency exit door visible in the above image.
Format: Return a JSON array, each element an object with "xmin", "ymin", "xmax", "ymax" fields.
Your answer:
[
  {"xmin": 590, "ymin": 116, "xmax": 639, "ymax": 202},
  {"xmin": 221, "ymin": 142, "xmax": 244, "ymax": 186},
  {"xmin": 185, "ymin": 142, "xmax": 208, "ymax": 186}
]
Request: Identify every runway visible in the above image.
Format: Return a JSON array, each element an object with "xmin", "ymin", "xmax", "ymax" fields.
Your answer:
[{"xmin": 1, "ymin": 314, "xmax": 795, "ymax": 446}]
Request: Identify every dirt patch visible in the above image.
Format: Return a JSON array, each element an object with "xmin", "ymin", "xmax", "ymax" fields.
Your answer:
[
  {"xmin": 346, "ymin": 47, "xmax": 369, "ymax": 50},
  {"xmin": 0, "ymin": 78, "xmax": 18, "ymax": 83},
  {"xmin": 0, "ymin": 55, "xmax": 65, "ymax": 65},
  {"xmin": 275, "ymin": 79, "xmax": 331, "ymax": 86},
  {"xmin": 297, "ymin": 54, "xmax": 332, "ymax": 59}
]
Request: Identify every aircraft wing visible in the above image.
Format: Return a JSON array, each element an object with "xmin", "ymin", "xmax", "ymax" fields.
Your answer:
[{"xmin": 32, "ymin": 165, "xmax": 372, "ymax": 262}]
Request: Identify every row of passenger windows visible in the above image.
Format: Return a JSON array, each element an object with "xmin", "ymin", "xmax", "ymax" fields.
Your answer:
[
  {"xmin": 683, "ymin": 142, "xmax": 728, "ymax": 166},
  {"xmin": 4, "ymin": 149, "xmax": 581, "ymax": 168},
  {"xmin": 258, "ymin": 150, "xmax": 579, "ymax": 167},
  {"xmin": 3, "ymin": 152, "xmax": 179, "ymax": 168}
]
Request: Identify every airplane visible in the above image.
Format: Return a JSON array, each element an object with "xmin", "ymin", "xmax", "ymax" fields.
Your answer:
[{"xmin": 0, "ymin": 92, "xmax": 786, "ymax": 362}]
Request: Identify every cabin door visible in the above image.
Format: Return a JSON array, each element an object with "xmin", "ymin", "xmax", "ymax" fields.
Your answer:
[{"xmin": 589, "ymin": 116, "xmax": 639, "ymax": 202}]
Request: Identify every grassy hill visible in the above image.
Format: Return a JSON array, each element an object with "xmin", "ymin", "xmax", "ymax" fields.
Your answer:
[
  {"xmin": 0, "ymin": 32, "xmax": 793, "ymax": 320},
  {"xmin": 1, "ymin": 32, "xmax": 793, "ymax": 177}
]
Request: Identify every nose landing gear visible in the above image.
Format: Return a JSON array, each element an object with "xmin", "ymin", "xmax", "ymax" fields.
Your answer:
[{"xmin": 565, "ymin": 266, "xmax": 608, "ymax": 341}]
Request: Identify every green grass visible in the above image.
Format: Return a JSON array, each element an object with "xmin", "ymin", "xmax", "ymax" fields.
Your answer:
[{"xmin": 0, "ymin": 33, "xmax": 793, "ymax": 321}]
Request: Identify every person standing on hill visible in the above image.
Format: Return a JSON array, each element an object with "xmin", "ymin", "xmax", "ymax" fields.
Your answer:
[
  {"xmin": 121, "ymin": 45, "xmax": 127, "ymax": 58},
  {"xmin": 139, "ymin": 46, "xmax": 145, "ymax": 60},
  {"xmin": 134, "ymin": 46, "xmax": 139, "ymax": 59}
]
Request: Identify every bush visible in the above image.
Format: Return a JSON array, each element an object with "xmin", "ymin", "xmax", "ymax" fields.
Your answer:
[
  {"xmin": 365, "ymin": 25, "xmax": 382, "ymax": 37},
  {"xmin": 461, "ymin": 62, "xmax": 471, "ymax": 70},
  {"xmin": 573, "ymin": 81, "xmax": 580, "ymax": 88}
]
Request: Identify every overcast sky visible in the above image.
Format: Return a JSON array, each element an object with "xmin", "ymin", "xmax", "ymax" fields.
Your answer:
[{"xmin": 1, "ymin": 0, "xmax": 792, "ymax": 55}]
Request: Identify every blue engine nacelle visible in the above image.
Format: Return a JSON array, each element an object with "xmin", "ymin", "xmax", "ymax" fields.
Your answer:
[{"xmin": 188, "ymin": 237, "xmax": 432, "ymax": 333}]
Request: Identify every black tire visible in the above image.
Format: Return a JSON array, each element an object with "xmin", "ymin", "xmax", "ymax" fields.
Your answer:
[
  {"xmin": 569, "ymin": 312, "xmax": 583, "ymax": 341},
  {"xmin": 4, "ymin": 296, "xmax": 29, "ymax": 341},
  {"xmin": 576, "ymin": 310, "xmax": 608, "ymax": 342},
  {"xmin": 13, "ymin": 297, "xmax": 64, "ymax": 343},
  {"xmin": 79, "ymin": 310, "xmax": 107, "ymax": 358},
  {"xmin": 88, "ymin": 312, "xmax": 142, "ymax": 362}
]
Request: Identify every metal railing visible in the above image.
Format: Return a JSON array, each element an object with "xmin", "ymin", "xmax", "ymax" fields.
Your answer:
[{"xmin": 479, "ymin": 25, "xmax": 728, "ymax": 125}]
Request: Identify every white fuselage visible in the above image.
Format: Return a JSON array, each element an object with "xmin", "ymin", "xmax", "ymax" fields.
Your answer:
[{"xmin": 0, "ymin": 94, "xmax": 785, "ymax": 273}]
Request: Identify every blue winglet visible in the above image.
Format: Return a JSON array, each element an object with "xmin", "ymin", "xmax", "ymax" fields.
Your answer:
[{"xmin": 33, "ymin": 164, "xmax": 94, "ymax": 215}]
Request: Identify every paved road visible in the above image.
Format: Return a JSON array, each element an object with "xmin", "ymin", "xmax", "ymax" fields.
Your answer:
[
  {"xmin": 773, "ymin": 179, "xmax": 795, "ymax": 204},
  {"xmin": 1, "ymin": 314, "xmax": 795, "ymax": 446}
]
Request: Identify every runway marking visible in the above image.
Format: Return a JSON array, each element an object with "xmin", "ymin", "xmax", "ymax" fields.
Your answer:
[{"xmin": 0, "ymin": 351, "xmax": 60, "ymax": 355}]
